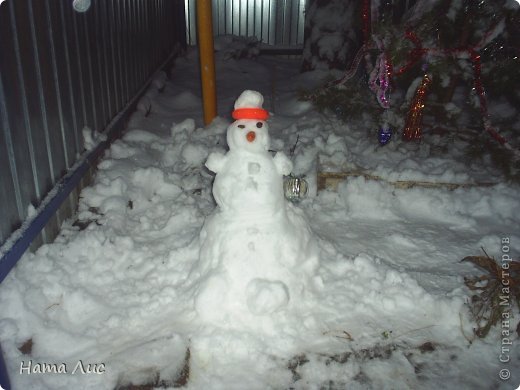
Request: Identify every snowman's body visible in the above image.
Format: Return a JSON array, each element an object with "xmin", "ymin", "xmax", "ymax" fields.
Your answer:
[
  {"xmin": 193, "ymin": 91, "xmax": 318, "ymax": 328},
  {"xmin": 210, "ymin": 141, "xmax": 288, "ymax": 216}
]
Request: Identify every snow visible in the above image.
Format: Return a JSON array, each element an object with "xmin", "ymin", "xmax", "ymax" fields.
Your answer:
[
  {"xmin": 0, "ymin": 50, "xmax": 519, "ymax": 390},
  {"xmin": 446, "ymin": 0, "xmax": 463, "ymax": 20},
  {"xmin": 303, "ymin": 0, "xmax": 358, "ymax": 70},
  {"xmin": 233, "ymin": 89, "xmax": 264, "ymax": 109},
  {"xmin": 213, "ymin": 35, "xmax": 260, "ymax": 60},
  {"xmin": 72, "ymin": 0, "xmax": 91, "ymax": 13},
  {"xmin": 151, "ymin": 70, "xmax": 168, "ymax": 91},
  {"xmin": 82, "ymin": 126, "xmax": 107, "ymax": 151},
  {"xmin": 193, "ymin": 91, "xmax": 318, "ymax": 328}
]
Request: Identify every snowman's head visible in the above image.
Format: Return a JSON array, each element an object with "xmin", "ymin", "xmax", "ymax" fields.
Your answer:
[
  {"xmin": 227, "ymin": 90, "xmax": 270, "ymax": 153},
  {"xmin": 227, "ymin": 119, "xmax": 270, "ymax": 152}
]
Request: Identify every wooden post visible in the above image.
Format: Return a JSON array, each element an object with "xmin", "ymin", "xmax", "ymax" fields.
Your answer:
[{"xmin": 196, "ymin": 0, "xmax": 217, "ymax": 125}]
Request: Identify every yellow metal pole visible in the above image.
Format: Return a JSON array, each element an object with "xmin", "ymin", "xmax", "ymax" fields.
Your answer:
[{"xmin": 196, "ymin": 0, "xmax": 217, "ymax": 125}]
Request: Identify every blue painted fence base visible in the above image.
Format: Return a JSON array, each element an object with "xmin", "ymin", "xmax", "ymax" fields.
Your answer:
[
  {"xmin": 0, "ymin": 47, "xmax": 181, "ymax": 390},
  {"xmin": 0, "ymin": 343, "xmax": 11, "ymax": 390}
]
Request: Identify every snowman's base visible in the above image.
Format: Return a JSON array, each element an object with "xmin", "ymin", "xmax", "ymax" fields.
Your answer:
[{"xmin": 194, "ymin": 202, "xmax": 319, "ymax": 329}]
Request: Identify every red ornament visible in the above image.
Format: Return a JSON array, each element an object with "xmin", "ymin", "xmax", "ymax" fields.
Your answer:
[
  {"xmin": 326, "ymin": 15, "xmax": 515, "ymax": 153},
  {"xmin": 362, "ymin": 0, "xmax": 371, "ymax": 45},
  {"xmin": 395, "ymin": 26, "xmax": 510, "ymax": 147},
  {"xmin": 469, "ymin": 49, "xmax": 507, "ymax": 145},
  {"xmin": 395, "ymin": 30, "xmax": 426, "ymax": 76},
  {"xmin": 402, "ymin": 74, "xmax": 432, "ymax": 141}
]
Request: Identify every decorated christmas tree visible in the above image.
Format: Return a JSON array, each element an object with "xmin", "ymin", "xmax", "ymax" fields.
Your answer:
[{"xmin": 301, "ymin": 0, "xmax": 520, "ymax": 181}]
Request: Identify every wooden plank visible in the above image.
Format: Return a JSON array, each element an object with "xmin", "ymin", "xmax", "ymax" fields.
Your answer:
[{"xmin": 317, "ymin": 170, "xmax": 497, "ymax": 191}]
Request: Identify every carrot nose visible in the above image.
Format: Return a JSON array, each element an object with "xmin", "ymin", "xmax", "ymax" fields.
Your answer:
[{"xmin": 246, "ymin": 131, "xmax": 256, "ymax": 142}]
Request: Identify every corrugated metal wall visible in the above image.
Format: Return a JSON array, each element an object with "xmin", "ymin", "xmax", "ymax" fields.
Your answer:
[
  {"xmin": 184, "ymin": 0, "xmax": 307, "ymax": 47},
  {"xmin": 0, "ymin": 0, "xmax": 186, "ymax": 248}
]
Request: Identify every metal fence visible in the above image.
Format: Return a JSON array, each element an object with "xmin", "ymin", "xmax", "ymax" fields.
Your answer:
[
  {"xmin": 0, "ymin": 0, "xmax": 186, "ymax": 248},
  {"xmin": 184, "ymin": 0, "xmax": 307, "ymax": 47}
]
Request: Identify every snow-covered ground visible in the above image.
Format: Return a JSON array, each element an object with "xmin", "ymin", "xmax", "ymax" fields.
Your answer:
[{"xmin": 0, "ymin": 49, "xmax": 519, "ymax": 390}]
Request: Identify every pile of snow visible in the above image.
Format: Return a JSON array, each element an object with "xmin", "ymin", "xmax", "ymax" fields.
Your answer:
[
  {"xmin": 0, "ymin": 50, "xmax": 518, "ymax": 390},
  {"xmin": 214, "ymin": 35, "xmax": 260, "ymax": 60},
  {"xmin": 192, "ymin": 91, "xmax": 319, "ymax": 329}
]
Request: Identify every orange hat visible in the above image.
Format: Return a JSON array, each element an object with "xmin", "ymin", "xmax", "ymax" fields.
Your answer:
[{"xmin": 232, "ymin": 107, "xmax": 269, "ymax": 121}]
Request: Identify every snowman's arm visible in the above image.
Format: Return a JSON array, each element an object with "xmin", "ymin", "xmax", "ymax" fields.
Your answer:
[
  {"xmin": 273, "ymin": 152, "xmax": 293, "ymax": 176},
  {"xmin": 205, "ymin": 152, "xmax": 227, "ymax": 173}
]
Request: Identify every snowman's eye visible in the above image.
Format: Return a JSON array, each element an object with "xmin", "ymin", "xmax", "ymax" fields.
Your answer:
[
  {"xmin": 238, "ymin": 125, "xmax": 245, "ymax": 129},
  {"xmin": 256, "ymin": 122, "xmax": 263, "ymax": 128}
]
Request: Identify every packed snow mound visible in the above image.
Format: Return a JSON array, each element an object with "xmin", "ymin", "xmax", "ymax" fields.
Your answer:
[
  {"xmin": 0, "ymin": 53, "xmax": 518, "ymax": 390},
  {"xmin": 214, "ymin": 35, "xmax": 260, "ymax": 59},
  {"xmin": 192, "ymin": 91, "xmax": 320, "ymax": 330},
  {"xmin": 193, "ymin": 202, "xmax": 320, "ymax": 330}
]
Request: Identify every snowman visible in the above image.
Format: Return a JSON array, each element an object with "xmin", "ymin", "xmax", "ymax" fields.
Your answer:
[
  {"xmin": 192, "ymin": 90, "xmax": 319, "ymax": 328},
  {"xmin": 205, "ymin": 90, "xmax": 292, "ymax": 215}
]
